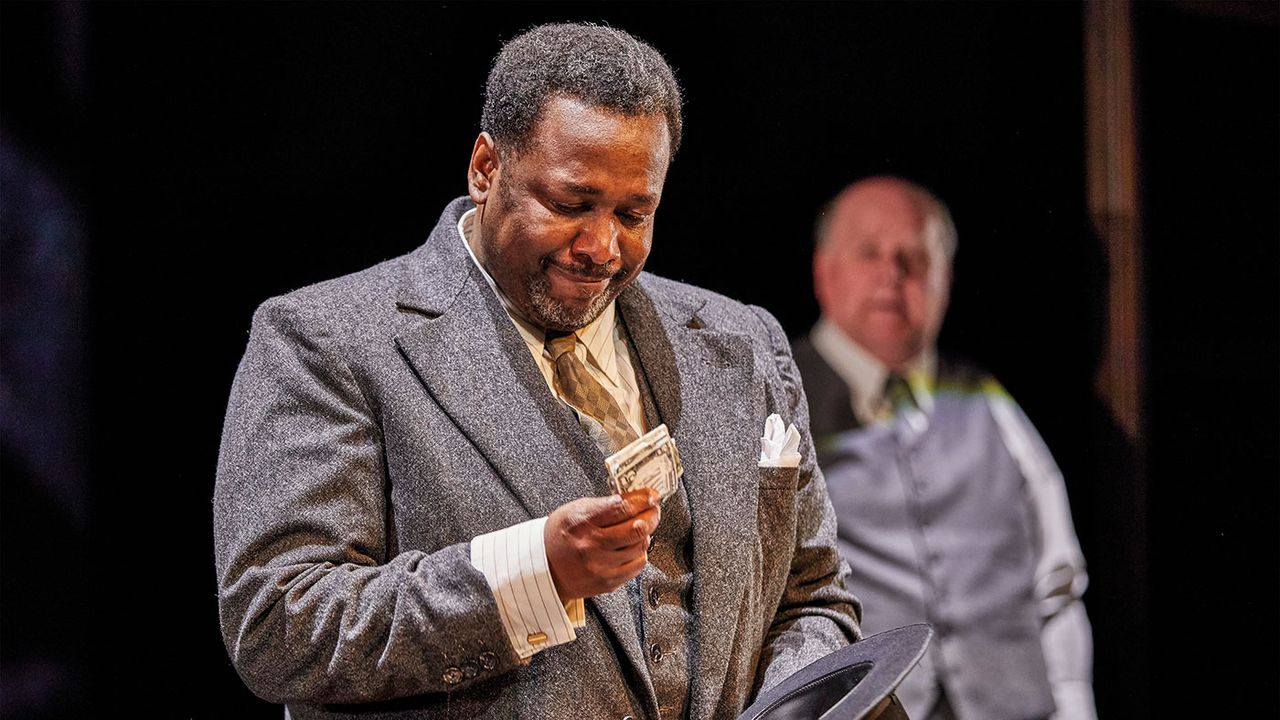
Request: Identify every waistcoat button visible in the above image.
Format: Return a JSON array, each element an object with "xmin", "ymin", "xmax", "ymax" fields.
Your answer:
[{"xmin": 649, "ymin": 643, "xmax": 663, "ymax": 663}]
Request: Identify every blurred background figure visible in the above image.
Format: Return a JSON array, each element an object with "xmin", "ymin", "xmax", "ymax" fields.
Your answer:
[
  {"xmin": 0, "ymin": 3, "xmax": 91, "ymax": 718},
  {"xmin": 793, "ymin": 177, "xmax": 1097, "ymax": 720}
]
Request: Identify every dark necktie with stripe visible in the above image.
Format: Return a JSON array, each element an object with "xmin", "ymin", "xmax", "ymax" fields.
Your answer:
[{"xmin": 883, "ymin": 373, "xmax": 917, "ymax": 417}]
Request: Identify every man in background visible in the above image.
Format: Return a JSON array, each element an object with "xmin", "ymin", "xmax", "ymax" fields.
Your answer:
[{"xmin": 793, "ymin": 176, "xmax": 1097, "ymax": 719}]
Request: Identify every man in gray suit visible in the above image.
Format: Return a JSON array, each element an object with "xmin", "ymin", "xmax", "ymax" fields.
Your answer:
[
  {"xmin": 214, "ymin": 24, "xmax": 862, "ymax": 719},
  {"xmin": 793, "ymin": 177, "xmax": 1097, "ymax": 720}
]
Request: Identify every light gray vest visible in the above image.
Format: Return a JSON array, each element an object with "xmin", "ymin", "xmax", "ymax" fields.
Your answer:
[{"xmin": 816, "ymin": 363, "xmax": 1055, "ymax": 720}]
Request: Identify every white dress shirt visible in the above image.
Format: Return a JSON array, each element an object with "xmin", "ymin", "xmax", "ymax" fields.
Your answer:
[{"xmin": 458, "ymin": 208, "xmax": 646, "ymax": 660}]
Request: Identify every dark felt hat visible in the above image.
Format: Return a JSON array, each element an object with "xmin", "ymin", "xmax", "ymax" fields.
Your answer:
[{"xmin": 736, "ymin": 623, "xmax": 933, "ymax": 720}]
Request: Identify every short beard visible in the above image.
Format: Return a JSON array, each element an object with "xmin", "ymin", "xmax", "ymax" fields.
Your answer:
[{"xmin": 526, "ymin": 266, "xmax": 628, "ymax": 331}]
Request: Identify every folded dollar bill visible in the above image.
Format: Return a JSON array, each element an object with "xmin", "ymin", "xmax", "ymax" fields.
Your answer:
[{"xmin": 605, "ymin": 423, "xmax": 683, "ymax": 501}]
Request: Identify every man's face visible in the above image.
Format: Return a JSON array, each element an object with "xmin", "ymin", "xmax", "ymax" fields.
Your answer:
[
  {"xmin": 468, "ymin": 95, "xmax": 670, "ymax": 331},
  {"xmin": 813, "ymin": 181, "xmax": 951, "ymax": 369}
]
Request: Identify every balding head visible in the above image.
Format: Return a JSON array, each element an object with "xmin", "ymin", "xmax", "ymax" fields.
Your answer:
[{"xmin": 812, "ymin": 177, "xmax": 955, "ymax": 369}]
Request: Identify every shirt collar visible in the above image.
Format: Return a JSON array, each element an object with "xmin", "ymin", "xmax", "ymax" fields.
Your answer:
[{"xmin": 810, "ymin": 317, "xmax": 936, "ymax": 424}]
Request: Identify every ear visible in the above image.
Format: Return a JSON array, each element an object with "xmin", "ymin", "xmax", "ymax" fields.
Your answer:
[
  {"xmin": 937, "ymin": 262, "xmax": 954, "ymax": 313},
  {"xmin": 929, "ymin": 248, "xmax": 954, "ymax": 306},
  {"xmin": 467, "ymin": 132, "xmax": 501, "ymax": 204}
]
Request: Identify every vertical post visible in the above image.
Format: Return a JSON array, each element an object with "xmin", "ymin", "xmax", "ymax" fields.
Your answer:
[
  {"xmin": 1085, "ymin": 0, "xmax": 1144, "ymax": 443},
  {"xmin": 1084, "ymin": 2, "xmax": 1150, "ymax": 713}
]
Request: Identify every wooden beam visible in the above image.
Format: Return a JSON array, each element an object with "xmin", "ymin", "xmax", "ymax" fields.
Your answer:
[{"xmin": 1085, "ymin": 0, "xmax": 1145, "ymax": 443}]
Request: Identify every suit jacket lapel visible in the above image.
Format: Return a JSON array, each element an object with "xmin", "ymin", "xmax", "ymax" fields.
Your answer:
[
  {"xmin": 620, "ymin": 278, "xmax": 758, "ymax": 718},
  {"xmin": 392, "ymin": 199, "xmax": 607, "ymax": 521},
  {"xmin": 392, "ymin": 200, "xmax": 653, "ymax": 700}
]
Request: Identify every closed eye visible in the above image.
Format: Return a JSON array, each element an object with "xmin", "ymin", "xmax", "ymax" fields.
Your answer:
[
  {"xmin": 616, "ymin": 211, "xmax": 651, "ymax": 227},
  {"xmin": 550, "ymin": 201, "xmax": 589, "ymax": 215}
]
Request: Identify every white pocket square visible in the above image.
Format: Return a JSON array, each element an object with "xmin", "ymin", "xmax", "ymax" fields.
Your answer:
[{"xmin": 758, "ymin": 413, "xmax": 802, "ymax": 468}]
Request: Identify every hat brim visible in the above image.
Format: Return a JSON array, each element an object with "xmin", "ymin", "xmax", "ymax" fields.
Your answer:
[{"xmin": 736, "ymin": 623, "xmax": 933, "ymax": 720}]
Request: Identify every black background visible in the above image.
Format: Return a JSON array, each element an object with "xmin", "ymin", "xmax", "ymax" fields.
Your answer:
[{"xmin": 2, "ymin": 2, "xmax": 1276, "ymax": 718}]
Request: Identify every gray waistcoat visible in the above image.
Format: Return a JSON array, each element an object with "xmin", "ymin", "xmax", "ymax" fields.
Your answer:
[
  {"xmin": 574, "ymin": 324, "xmax": 695, "ymax": 720},
  {"xmin": 815, "ymin": 362, "xmax": 1054, "ymax": 720}
]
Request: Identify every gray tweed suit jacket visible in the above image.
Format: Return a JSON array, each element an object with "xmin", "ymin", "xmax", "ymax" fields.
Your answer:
[{"xmin": 213, "ymin": 197, "xmax": 862, "ymax": 719}]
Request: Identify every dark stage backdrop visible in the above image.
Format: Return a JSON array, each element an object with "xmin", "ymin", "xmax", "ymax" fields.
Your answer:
[{"xmin": 1, "ymin": 2, "xmax": 1274, "ymax": 718}]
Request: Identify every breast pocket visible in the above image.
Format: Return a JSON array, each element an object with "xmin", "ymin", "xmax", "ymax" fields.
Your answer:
[{"xmin": 756, "ymin": 465, "xmax": 799, "ymax": 551}]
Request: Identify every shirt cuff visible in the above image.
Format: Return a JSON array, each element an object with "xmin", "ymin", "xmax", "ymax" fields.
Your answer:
[
  {"xmin": 470, "ymin": 517, "xmax": 583, "ymax": 659},
  {"xmin": 1042, "ymin": 602, "xmax": 1097, "ymax": 719},
  {"xmin": 1049, "ymin": 680, "xmax": 1099, "ymax": 720}
]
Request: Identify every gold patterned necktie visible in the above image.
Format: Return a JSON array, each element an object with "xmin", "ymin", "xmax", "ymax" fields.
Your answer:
[{"xmin": 544, "ymin": 330, "xmax": 639, "ymax": 453}]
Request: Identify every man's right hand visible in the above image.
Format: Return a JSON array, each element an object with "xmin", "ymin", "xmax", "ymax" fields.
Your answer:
[{"xmin": 544, "ymin": 489, "xmax": 661, "ymax": 604}]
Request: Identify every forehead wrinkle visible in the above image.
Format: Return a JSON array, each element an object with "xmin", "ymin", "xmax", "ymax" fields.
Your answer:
[{"xmin": 560, "ymin": 182, "xmax": 601, "ymax": 196}]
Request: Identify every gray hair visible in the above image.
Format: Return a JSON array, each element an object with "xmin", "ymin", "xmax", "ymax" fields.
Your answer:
[
  {"xmin": 814, "ymin": 177, "xmax": 959, "ymax": 261},
  {"xmin": 481, "ymin": 23, "xmax": 684, "ymax": 159}
]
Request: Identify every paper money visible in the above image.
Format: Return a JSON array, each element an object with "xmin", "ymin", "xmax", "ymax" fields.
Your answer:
[{"xmin": 605, "ymin": 423, "xmax": 683, "ymax": 501}]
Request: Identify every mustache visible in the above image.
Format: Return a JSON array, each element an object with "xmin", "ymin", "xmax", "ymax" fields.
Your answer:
[{"xmin": 542, "ymin": 258, "xmax": 625, "ymax": 281}]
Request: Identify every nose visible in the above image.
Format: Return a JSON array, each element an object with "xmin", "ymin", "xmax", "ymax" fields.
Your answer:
[
  {"xmin": 572, "ymin": 212, "xmax": 621, "ymax": 265},
  {"xmin": 891, "ymin": 252, "xmax": 910, "ymax": 281},
  {"xmin": 873, "ymin": 251, "xmax": 906, "ymax": 284}
]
